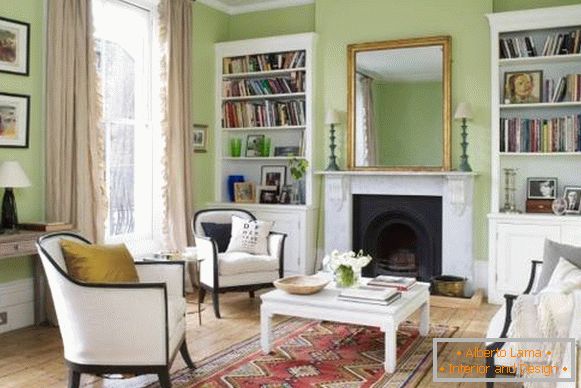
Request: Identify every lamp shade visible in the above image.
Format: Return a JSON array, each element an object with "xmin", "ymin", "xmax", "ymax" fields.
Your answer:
[
  {"xmin": 325, "ymin": 109, "xmax": 341, "ymax": 125},
  {"xmin": 0, "ymin": 161, "xmax": 32, "ymax": 188},
  {"xmin": 454, "ymin": 102, "xmax": 473, "ymax": 120}
]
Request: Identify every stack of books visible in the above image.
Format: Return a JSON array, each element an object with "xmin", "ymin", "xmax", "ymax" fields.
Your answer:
[
  {"xmin": 338, "ymin": 287, "xmax": 401, "ymax": 306},
  {"xmin": 367, "ymin": 275, "xmax": 417, "ymax": 291}
]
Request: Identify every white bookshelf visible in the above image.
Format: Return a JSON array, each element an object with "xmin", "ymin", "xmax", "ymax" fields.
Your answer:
[{"xmin": 487, "ymin": 5, "xmax": 581, "ymax": 304}]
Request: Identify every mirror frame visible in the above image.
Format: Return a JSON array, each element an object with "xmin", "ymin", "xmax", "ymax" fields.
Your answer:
[{"xmin": 347, "ymin": 35, "xmax": 452, "ymax": 171}]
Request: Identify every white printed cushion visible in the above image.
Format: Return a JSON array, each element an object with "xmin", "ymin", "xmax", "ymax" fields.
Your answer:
[
  {"xmin": 542, "ymin": 257, "xmax": 581, "ymax": 294},
  {"xmin": 226, "ymin": 216, "xmax": 273, "ymax": 255}
]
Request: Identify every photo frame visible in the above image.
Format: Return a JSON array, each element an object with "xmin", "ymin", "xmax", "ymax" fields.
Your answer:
[
  {"xmin": 563, "ymin": 186, "xmax": 581, "ymax": 215},
  {"xmin": 234, "ymin": 182, "xmax": 255, "ymax": 203},
  {"xmin": 258, "ymin": 185, "xmax": 279, "ymax": 204},
  {"xmin": 0, "ymin": 17, "xmax": 30, "ymax": 76},
  {"xmin": 503, "ymin": 70, "xmax": 542, "ymax": 104},
  {"xmin": 0, "ymin": 92, "xmax": 30, "ymax": 148},
  {"xmin": 279, "ymin": 185, "xmax": 293, "ymax": 204},
  {"xmin": 261, "ymin": 165, "xmax": 286, "ymax": 194},
  {"xmin": 245, "ymin": 134, "xmax": 264, "ymax": 157},
  {"xmin": 274, "ymin": 146, "xmax": 300, "ymax": 157},
  {"xmin": 192, "ymin": 123, "xmax": 207, "ymax": 153},
  {"xmin": 527, "ymin": 177, "xmax": 557, "ymax": 200}
]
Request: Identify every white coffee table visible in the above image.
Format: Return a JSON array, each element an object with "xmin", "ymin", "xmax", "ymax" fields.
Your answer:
[{"xmin": 260, "ymin": 279, "xmax": 430, "ymax": 373}]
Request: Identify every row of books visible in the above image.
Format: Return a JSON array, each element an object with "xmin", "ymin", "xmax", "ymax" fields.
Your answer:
[
  {"xmin": 223, "ymin": 51, "xmax": 306, "ymax": 74},
  {"xmin": 222, "ymin": 100, "xmax": 306, "ymax": 128},
  {"xmin": 542, "ymin": 74, "xmax": 581, "ymax": 103},
  {"xmin": 499, "ymin": 30, "xmax": 581, "ymax": 58},
  {"xmin": 222, "ymin": 73, "xmax": 305, "ymax": 97},
  {"xmin": 499, "ymin": 115, "xmax": 581, "ymax": 153}
]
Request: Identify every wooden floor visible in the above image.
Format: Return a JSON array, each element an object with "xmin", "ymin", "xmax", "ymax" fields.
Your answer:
[{"xmin": 0, "ymin": 290, "xmax": 516, "ymax": 388}]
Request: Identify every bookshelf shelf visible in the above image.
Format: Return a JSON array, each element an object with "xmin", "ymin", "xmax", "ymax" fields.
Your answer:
[
  {"xmin": 500, "ymin": 101, "xmax": 581, "ymax": 109},
  {"xmin": 222, "ymin": 92, "xmax": 306, "ymax": 102},
  {"xmin": 223, "ymin": 125, "xmax": 306, "ymax": 132},
  {"xmin": 499, "ymin": 53, "xmax": 581, "ymax": 66},
  {"xmin": 222, "ymin": 67, "xmax": 306, "ymax": 79}
]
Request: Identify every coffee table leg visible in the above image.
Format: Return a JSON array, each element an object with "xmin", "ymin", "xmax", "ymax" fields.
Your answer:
[
  {"xmin": 419, "ymin": 301, "xmax": 430, "ymax": 336},
  {"xmin": 384, "ymin": 319, "xmax": 397, "ymax": 373},
  {"xmin": 261, "ymin": 306, "xmax": 272, "ymax": 354}
]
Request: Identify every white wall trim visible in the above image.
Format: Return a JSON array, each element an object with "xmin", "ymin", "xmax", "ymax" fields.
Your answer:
[
  {"xmin": 198, "ymin": 0, "xmax": 314, "ymax": 15},
  {"xmin": 0, "ymin": 279, "xmax": 34, "ymax": 333}
]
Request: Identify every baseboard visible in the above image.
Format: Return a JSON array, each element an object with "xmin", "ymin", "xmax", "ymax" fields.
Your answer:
[
  {"xmin": 0, "ymin": 278, "xmax": 34, "ymax": 333},
  {"xmin": 474, "ymin": 260, "xmax": 488, "ymax": 296}
]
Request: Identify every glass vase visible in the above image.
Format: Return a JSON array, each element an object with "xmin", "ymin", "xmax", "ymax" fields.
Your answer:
[{"xmin": 334, "ymin": 265, "xmax": 360, "ymax": 288}]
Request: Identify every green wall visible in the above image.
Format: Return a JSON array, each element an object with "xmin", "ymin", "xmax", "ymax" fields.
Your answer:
[
  {"xmin": 0, "ymin": 0, "xmax": 45, "ymax": 283},
  {"xmin": 373, "ymin": 81, "xmax": 443, "ymax": 166},
  {"xmin": 493, "ymin": 0, "xmax": 581, "ymax": 12}
]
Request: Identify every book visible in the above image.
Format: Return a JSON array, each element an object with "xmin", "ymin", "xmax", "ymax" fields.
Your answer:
[
  {"xmin": 338, "ymin": 286, "xmax": 401, "ymax": 306},
  {"xmin": 18, "ymin": 222, "xmax": 73, "ymax": 232},
  {"xmin": 367, "ymin": 275, "xmax": 417, "ymax": 291},
  {"xmin": 338, "ymin": 293, "xmax": 401, "ymax": 306}
]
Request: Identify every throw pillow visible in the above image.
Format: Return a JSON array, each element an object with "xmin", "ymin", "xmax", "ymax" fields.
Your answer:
[
  {"xmin": 542, "ymin": 257, "xmax": 581, "ymax": 294},
  {"xmin": 60, "ymin": 240, "xmax": 139, "ymax": 283},
  {"xmin": 201, "ymin": 222, "xmax": 232, "ymax": 252},
  {"xmin": 535, "ymin": 239, "xmax": 581, "ymax": 293},
  {"xmin": 226, "ymin": 215, "xmax": 273, "ymax": 256}
]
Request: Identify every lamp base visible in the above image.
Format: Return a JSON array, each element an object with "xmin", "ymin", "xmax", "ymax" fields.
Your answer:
[
  {"xmin": 325, "ymin": 157, "xmax": 340, "ymax": 171},
  {"xmin": 1, "ymin": 188, "xmax": 18, "ymax": 230}
]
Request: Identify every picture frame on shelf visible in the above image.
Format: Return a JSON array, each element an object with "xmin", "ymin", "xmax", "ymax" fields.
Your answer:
[
  {"xmin": 563, "ymin": 186, "xmax": 581, "ymax": 214},
  {"xmin": 279, "ymin": 185, "xmax": 293, "ymax": 204},
  {"xmin": 245, "ymin": 134, "xmax": 264, "ymax": 157},
  {"xmin": 258, "ymin": 185, "xmax": 279, "ymax": 204},
  {"xmin": 0, "ymin": 92, "xmax": 30, "ymax": 148},
  {"xmin": 527, "ymin": 177, "xmax": 557, "ymax": 200},
  {"xmin": 192, "ymin": 123, "xmax": 207, "ymax": 153},
  {"xmin": 274, "ymin": 146, "xmax": 300, "ymax": 157},
  {"xmin": 503, "ymin": 70, "xmax": 542, "ymax": 104},
  {"xmin": 234, "ymin": 182, "xmax": 255, "ymax": 203},
  {"xmin": 261, "ymin": 165, "xmax": 286, "ymax": 194},
  {"xmin": 0, "ymin": 17, "xmax": 30, "ymax": 76}
]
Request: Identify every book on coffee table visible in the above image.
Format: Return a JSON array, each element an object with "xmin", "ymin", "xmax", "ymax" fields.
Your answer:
[
  {"xmin": 338, "ymin": 286, "xmax": 401, "ymax": 306},
  {"xmin": 367, "ymin": 275, "xmax": 417, "ymax": 291}
]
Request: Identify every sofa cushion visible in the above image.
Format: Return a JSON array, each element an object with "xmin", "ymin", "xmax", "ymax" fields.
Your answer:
[
  {"xmin": 201, "ymin": 222, "xmax": 231, "ymax": 253},
  {"xmin": 543, "ymin": 257, "xmax": 581, "ymax": 294},
  {"xmin": 218, "ymin": 251, "xmax": 278, "ymax": 276},
  {"xmin": 60, "ymin": 240, "xmax": 139, "ymax": 283},
  {"xmin": 536, "ymin": 239, "xmax": 581, "ymax": 293},
  {"xmin": 226, "ymin": 215, "xmax": 273, "ymax": 255}
]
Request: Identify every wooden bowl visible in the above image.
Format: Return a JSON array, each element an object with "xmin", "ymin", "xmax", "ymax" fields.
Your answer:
[{"xmin": 274, "ymin": 275, "xmax": 330, "ymax": 295}]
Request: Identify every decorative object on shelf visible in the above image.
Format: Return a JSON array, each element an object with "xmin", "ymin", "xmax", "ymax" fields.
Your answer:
[
  {"xmin": 526, "ymin": 199, "xmax": 553, "ymax": 213},
  {"xmin": 0, "ymin": 161, "xmax": 31, "ymax": 231},
  {"xmin": 501, "ymin": 168, "xmax": 520, "ymax": 213},
  {"xmin": 227, "ymin": 175, "xmax": 245, "ymax": 202},
  {"xmin": 325, "ymin": 249, "xmax": 372, "ymax": 288},
  {"xmin": 279, "ymin": 185, "xmax": 292, "ymax": 204},
  {"xmin": 503, "ymin": 70, "xmax": 542, "ymax": 104},
  {"xmin": 453, "ymin": 102, "xmax": 473, "ymax": 172},
  {"xmin": 233, "ymin": 182, "xmax": 255, "ymax": 203},
  {"xmin": 325, "ymin": 109, "xmax": 341, "ymax": 171},
  {"xmin": 192, "ymin": 124, "xmax": 208, "ymax": 153},
  {"xmin": 260, "ymin": 137, "xmax": 271, "ymax": 157},
  {"xmin": 0, "ymin": 17, "xmax": 30, "ymax": 76},
  {"xmin": 229, "ymin": 138, "xmax": 242, "ymax": 157},
  {"xmin": 274, "ymin": 275, "xmax": 330, "ymax": 295},
  {"xmin": 563, "ymin": 186, "xmax": 581, "ymax": 214},
  {"xmin": 245, "ymin": 134, "xmax": 264, "ymax": 157},
  {"xmin": 258, "ymin": 185, "xmax": 279, "ymax": 204},
  {"xmin": 289, "ymin": 158, "xmax": 308, "ymax": 205},
  {"xmin": 274, "ymin": 146, "xmax": 300, "ymax": 157},
  {"xmin": 552, "ymin": 197, "xmax": 568, "ymax": 216},
  {"xmin": 261, "ymin": 165, "xmax": 286, "ymax": 194},
  {"xmin": 0, "ymin": 92, "xmax": 30, "ymax": 148},
  {"xmin": 527, "ymin": 177, "xmax": 557, "ymax": 199}
]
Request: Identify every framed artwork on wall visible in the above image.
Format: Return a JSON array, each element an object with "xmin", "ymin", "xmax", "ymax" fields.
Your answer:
[
  {"xmin": 0, "ymin": 17, "xmax": 30, "ymax": 76},
  {"xmin": 192, "ymin": 123, "xmax": 207, "ymax": 153},
  {"xmin": 0, "ymin": 92, "xmax": 30, "ymax": 148}
]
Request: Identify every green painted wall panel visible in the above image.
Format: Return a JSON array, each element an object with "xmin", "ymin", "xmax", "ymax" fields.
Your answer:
[{"xmin": 493, "ymin": 0, "xmax": 581, "ymax": 12}]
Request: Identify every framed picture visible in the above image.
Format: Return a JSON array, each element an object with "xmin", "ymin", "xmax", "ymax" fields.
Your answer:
[
  {"xmin": 246, "ymin": 134, "xmax": 264, "ymax": 157},
  {"xmin": 503, "ymin": 70, "xmax": 542, "ymax": 104},
  {"xmin": 0, "ymin": 92, "xmax": 30, "ymax": 148},
  {"xmin": 261, "ymin": 165, "xmax": 286, "ymax": 194},
  {"xmin": 234, "ymin": 182, "xmax": 255, "ymax": 203},
  {"xmin": 0, "ymin": 17, "xmax": 30, "ymax": 76},
  {"xmin": 279, "ymin": 185, "xmax": 293, "ymax": 204},
  {"xmin": 274, "ymin": 146, "xmax": 300, "ymax": 157},
  {"xmin": 527, "ymin": 177, "xmax": 557, "ymax": 200},
  {"xmin": 192, "ymin": 124, "xmax": 207, "ymax": 153},
  {"xmin": 258, "ymin": 185, "xmax": 279, "ymax": 204},
  {"xmin": 563, "ymin": 186, "xmax": 581, "ymax": 214}
]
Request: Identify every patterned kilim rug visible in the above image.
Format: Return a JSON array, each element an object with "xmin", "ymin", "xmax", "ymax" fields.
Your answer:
[{"xmin": 157, "ymin": 319, "xmax": 457, "ymax": 387}]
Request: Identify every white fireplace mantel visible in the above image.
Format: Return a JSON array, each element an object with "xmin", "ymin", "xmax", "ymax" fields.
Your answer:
[{"xmin": 317, "ymin": 170, "xmax": 478, "ymax": 291}]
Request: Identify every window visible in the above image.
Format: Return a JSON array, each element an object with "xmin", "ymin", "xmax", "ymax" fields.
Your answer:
[{"xmin": 93, "ymin": 0, "xmax": 162, "ymax": 252}]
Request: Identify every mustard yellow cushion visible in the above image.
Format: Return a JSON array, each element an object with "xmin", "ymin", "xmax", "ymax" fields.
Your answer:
[{"xmin": 60, "ymin": 240, "xmax": 139, "ymax": 283}]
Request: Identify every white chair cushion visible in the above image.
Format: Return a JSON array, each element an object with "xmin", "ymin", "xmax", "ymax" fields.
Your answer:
[
  {"xmin": 218, "ymin": 251, "xmax": 278, "ymax": 276},
  {"xmin": 218, "ymin": 271, "xmax": 280, "ymax": 288}
]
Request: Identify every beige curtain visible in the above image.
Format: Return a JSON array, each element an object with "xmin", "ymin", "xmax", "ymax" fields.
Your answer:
[
  {"xmin": 159, "ymin": 0, "xmax": 194, "ymax": 250},
  {"xmin": 361, "ymin": 76, "xmax": 378, "ymax": 166},
  {"xmin": 45, "ymin": 0, "xmax": 107, "ymax": 243}
]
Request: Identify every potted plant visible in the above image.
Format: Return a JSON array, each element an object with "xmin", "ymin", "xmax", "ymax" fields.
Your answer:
[
  {"xmin": 324, "ymin": 250, "xmax": 372, "ymax": 288},
  {"xmin": 289, "ymin": 158, "xmax": 308, "ymax": 204}
]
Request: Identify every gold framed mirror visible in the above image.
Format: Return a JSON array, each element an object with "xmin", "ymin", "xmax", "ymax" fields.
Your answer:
[{"xmin": 347, "ymin": 36, "xmax": 451, "ymax": 171}]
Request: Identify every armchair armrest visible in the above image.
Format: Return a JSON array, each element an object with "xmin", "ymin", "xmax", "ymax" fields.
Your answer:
[
  {"xmin": 268, "ymin": 232, "xmax": 286, "ymax": 278},
  {"xmin": 194, "ymin": 234, "xmax": 218, "ymax": 288},
  {"xmin": 135, "ymin": 261, "xmax": 185, "ymax": 297},
  {"xmin": 500, "ymin": 293, "xmax": 518, "ymax": 338}
]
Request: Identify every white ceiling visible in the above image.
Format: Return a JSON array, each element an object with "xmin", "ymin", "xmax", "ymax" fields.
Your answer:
[
  {"xmin": 198, "ymin": 0, "xmax": 314, "ymax": 15},
  {"xmin": 356, "ymin": 46, "xmax": 443, "ymax": 82}
]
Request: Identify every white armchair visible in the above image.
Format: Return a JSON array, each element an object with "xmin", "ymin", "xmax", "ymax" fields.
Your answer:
[
  {"xmin": 192, "ymin": 208, "xmax": 286, "ymax": 318},
  {"xmin": 36, "ymin": 232, "xmax": 194, "ymax": 388}
]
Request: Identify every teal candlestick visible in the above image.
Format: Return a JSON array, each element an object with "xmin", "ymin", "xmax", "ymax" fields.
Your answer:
[
  {"xmin": 459, "ymin": 118, "xmax": 472, "ymax": 172},
  {"xmin": 326, "ymin": 123, "xmax": 340, "ymax": 171}
]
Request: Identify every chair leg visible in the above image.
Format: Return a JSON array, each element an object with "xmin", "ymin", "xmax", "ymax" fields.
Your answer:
[
  {"xmin": 198, "ymin": 288, "xmax": 206, "ymax": 304},
  {"xmin": 212, "ymin": 291, "xmax": 221, "ymax": 319},
  {"xmin": 249, "ymin": 290, "xmax": 255, "ymax": 298},
  {"xmin": 68, "ymin": 369, "xmax": 81, "ymax": 388},
  {"xmin": 485, "ymin": 353, "xmax": 495, "ymax": 387},
  {"xmin": 158, "ymin": 369, "xmax": 171, "ymax": 388},
  {"xmin": 180, "ymin": 341, "xmax": 195, "ymax": 369}
]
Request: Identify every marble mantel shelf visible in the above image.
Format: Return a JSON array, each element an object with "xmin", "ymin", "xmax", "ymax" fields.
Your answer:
[{"xmin": 315, "ymin": 170, "xmax": 478, "ymax": 177}]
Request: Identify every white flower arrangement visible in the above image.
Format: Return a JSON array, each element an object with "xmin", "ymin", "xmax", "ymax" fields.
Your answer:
[{"xmin": 323, "ymin": 250, "xmax": 372, "ymax": 287}]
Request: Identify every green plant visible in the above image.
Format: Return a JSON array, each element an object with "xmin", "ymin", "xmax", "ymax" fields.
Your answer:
[{"xmin": 289, "ymin": 158, "xmax": 309, "ymax": 180}]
